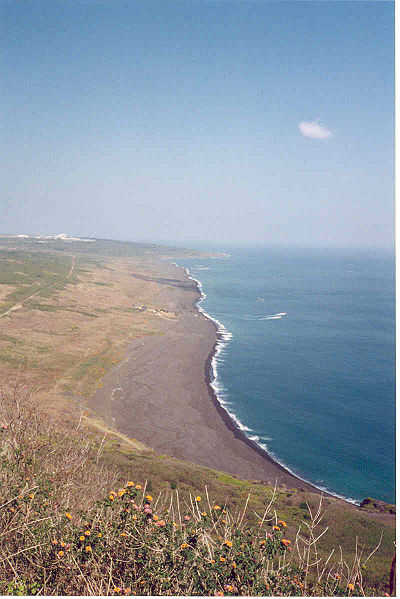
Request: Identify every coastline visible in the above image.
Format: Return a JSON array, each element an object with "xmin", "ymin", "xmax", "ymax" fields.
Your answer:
[
  {"xmin": 179, "ymin": 262, "xmax": 358, "ymax": 504},
  {"xmin": 88, "ymin": 257, "xmax": 345, "ymax": 501}
]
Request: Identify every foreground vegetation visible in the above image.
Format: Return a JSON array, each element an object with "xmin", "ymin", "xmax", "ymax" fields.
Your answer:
[{"xmin": 0, "ymin": 386, "xmax": 395, "ymax": 596}]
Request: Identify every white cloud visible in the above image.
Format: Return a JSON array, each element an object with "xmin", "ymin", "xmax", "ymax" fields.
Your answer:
[{"xmin": 298, "ymin": 120, "xmax": 333, "ymax": 139}]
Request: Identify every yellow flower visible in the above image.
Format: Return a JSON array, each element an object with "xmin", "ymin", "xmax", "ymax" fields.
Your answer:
[
  {"xmin": 84, "ymin": 530, "xmax": 91, "ymax": 536},
  {"xmin": 220, "ymin": 556, "xmax": 226, "ymax": 562},
  {"xmin": 222, "ymin": 519, "xmax": 226, "ymax": 524},
  {"xmin": 195, "ymin": 496, "xmax": 201, "ymax": 502},
  {"xmin": 273, "ymin": 525, "xmax": 280, "ymax": 531},
  {"xmin": 52, "ymin": 540, "xmax": 58, "ymax": 545},
  {"xmin": 348, "ymin": 583, "xmax": 355, "ymax": 591},
  {"xmin": 153, "ymin": 514, "xmax": 159, "ymax": 521},
  {"xmin": 231, "ymin": 562, "xmax": 237, "ymax": 569},
  {"xmin": 113, "ymin": 588, "xmax": 121, "ymax": 594},
  {"xmin": 181, "ymin": 542, "xmax": 189, "ymax": 549},
  {"xmin": 80, "ymin": 536, "xmax": 85, "ymax": 541},
  {"xmin": 224, "ymin": 540, "xmax": 232, "ymax": 547},
  {"xmin": 57, "ymin": 550, "xmax": 64, "ymax": 557},
  {"xmin": 97, "ymin": 533, "xmax": 102, "ymax": 537},
  {"xmin": 60, "ymin": 541, "xmax": 66, "ymax": 547},
  {"xmin": 278, "ymin": 520, "xmax": 287, "ymax": 528},
  {"xmin": 29, "ymin": 493, "xmax": 34, "ymax": 499},
  {"xmin": 120, "ymin": 532, "xmax": 127, "ymax": 537},
  {"xmin": 85, "ymin": 546, "xmax": 92, "ymax": 552},
  {"xmin": 118, "ymin": 489, "xmax": 126, "ymax": 497},
  {"xmin": 135, "ymin": 484, "xmax": 141, "ymax": 490},
  {"xmin": 145, "ymin": 494, "xmax": 153, "ymax": 502},
  {"xmin": 65, "ymin": 512, "xmax": 72, "ymax": 520},
  {"xmin": 109, "ymin": 495, "xmax": 115, "ymax": 501},
  {"xmin": 213, "ymin": 505, "xmax": 221, "ymax": 510},
  {"xmin": 126, "ymin": 481, "xmax": 135, "ymax": 487}
]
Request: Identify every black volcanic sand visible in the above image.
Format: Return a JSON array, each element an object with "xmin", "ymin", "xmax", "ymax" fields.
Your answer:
[{"xmin": 88, "ymin": 259, "xmax": 320, "ymax": 493}]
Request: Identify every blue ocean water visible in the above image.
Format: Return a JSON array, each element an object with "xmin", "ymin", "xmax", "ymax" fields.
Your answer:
[{"xmin": 176, "ymin": 247, "xmax": 395, "ymax": 504}]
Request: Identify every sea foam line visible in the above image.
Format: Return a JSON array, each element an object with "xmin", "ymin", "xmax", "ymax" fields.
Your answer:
[{"xmin": 171, "ymin": 261, "xmax": 359, "ymax": 506}]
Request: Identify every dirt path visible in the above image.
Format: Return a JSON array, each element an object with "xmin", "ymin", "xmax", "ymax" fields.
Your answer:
[{"xmin": 0, "ymin": 254, "xmax": 76, "ymax": 319}]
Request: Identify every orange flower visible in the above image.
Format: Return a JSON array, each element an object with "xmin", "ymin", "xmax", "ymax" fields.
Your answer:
[
  {"xmin": 221, "ymin": 519, "xmax": 226, "ymax": 524},
  {"xmin": 220, "ymin": 556, "xmax": 226, "ymax": 562},
  {"xmin": 348, "ymin": 583, "xmax": 355, "ymax": 591},
  {"xmin": 224, "ymin": 540, "xmax": 232, "ymax": 547},
  {"xmin": 135, "ymin": 484, "xmax": 141, "ymax": 490},
  {"xmin": 231, "ymin": 562, "xmax": 237, "ymax": 568},
  {"xmin": 118, "ymin": 489, "xmax": 126, "ymax": 497},
  {"xmin": 153, "ymin": 514, "xmax": 159, "ymax": 521},
  {"xmin": 85, "ymin": 546, "xmax": 92, "ymax": 552},
  {"xmin": 273, "ymin": 525, "xmax": 280, "ymax": 531},
  {"xmin": 84, "ymin": 530, "xmax": 91, "ymax": 536},
  {"xmin": 126, "ymin": 481, "xmax": 135, "ymax": 487},
  {"xmin": 145, "ymin": 494, "xmax": 153, "ymax": 502},
  {"xmin": 113, "ymin": 587, "xmax": 121, "ymax": 594},
  {"xmin": 109, "ymin": 495, "xmax": 115, "ymax": 501},
  {"xmin": 97, "ymin": 533, "xmax": 102, "ymax": 537},
  {"xmin": 52, "ymin": 540, "xmax": 58, "ymax": 545},
  {"xmin": 278, "ymin": 520, "xmax": 287, "ymax": 528},
  {"xmin": 202, "ymin": 511, "xmax": 207, "ymax": 516},
  {"xmin": 281, "ymin": 539, "xmax": 291, "ymax": 546},
  {"xmin": 80, "ymin": 536, "xmax": 85, "ymax": 541},
  {"xmin": 195, "ymin": 496, "xmax": 201, "ymax": 502},
  {"xmin": 65, "ymin": 512, "xmax": 72, "ymax": 520},
  {"xmin": 181, "ymin": 542, "xmax": 189, "ymax": 549},
  {"xmin": 214, "ymin": 505, "xmax": 221, "ymax": 510},
  {"xmin": 58, "ymin": 550, "xmax": 64, "ymax": 557}
]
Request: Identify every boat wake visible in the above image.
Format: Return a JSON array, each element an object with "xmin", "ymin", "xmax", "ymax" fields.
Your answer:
[{"xmin": 242, "ymin": 312, "xmax": 287, "ymax": 321}]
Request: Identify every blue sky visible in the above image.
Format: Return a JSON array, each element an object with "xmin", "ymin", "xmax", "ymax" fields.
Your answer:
[{"xmin": 1, "ymin": 1, "xmax": 394, "ymax": 247}]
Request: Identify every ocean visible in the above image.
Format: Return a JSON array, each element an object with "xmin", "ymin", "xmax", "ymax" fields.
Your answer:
[{"xmin": 176, "ymin": 246, "xmax": 395, "ymax": 504}]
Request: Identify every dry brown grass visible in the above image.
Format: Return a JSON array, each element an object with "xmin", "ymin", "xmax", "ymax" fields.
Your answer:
[{"xmin": 0, "ymin": 254, "xmax": 178, "ymax": 421}]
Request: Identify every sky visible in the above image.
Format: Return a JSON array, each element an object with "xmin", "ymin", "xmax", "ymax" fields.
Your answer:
[{"xmin": 1, "ymin": 0, "xmax": 395, "ymax": 248}]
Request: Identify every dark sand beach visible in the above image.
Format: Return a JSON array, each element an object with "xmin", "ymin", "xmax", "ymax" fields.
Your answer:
[{"xmin": 88, "ymin": 259, "xmax": 319, "ymax": 493}]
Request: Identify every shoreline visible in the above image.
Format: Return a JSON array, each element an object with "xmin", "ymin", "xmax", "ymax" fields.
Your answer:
[
  {"xmin": 179, "ymin": 262, "xmax": 358, "ymax": 505},
  {"xmin": 88, "ymin": 256, "xmax": 353, "ymax": 504}
]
